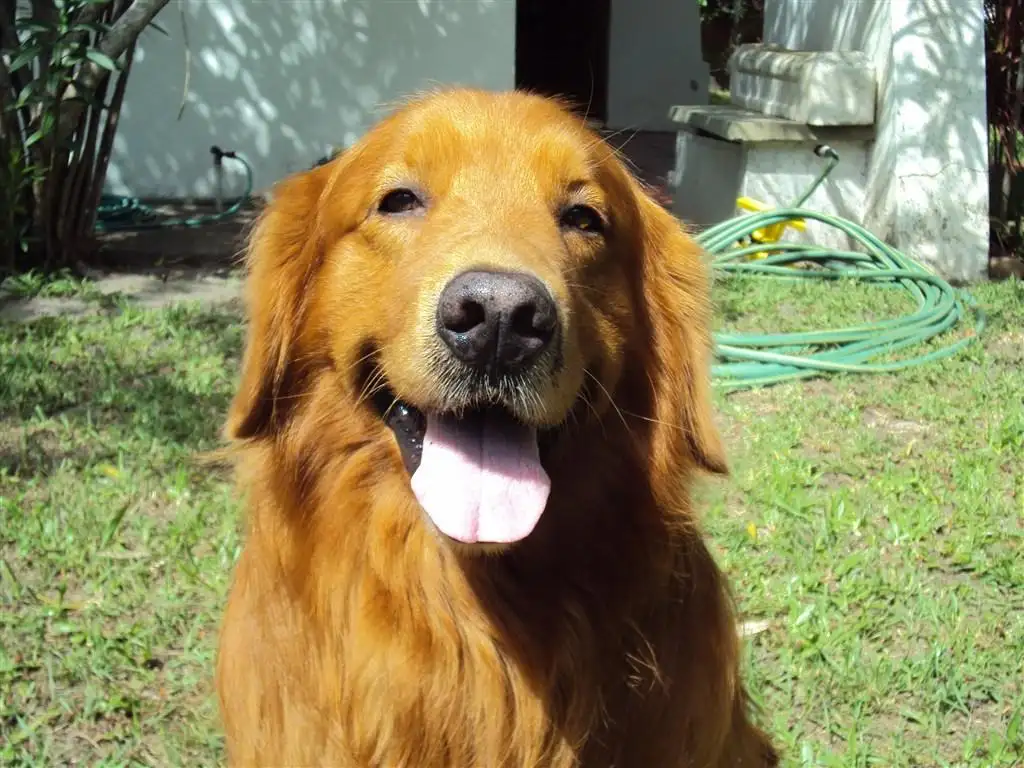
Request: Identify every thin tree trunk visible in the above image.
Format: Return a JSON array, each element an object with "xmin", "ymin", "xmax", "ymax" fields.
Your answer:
[
  {"xmin": 83, "ymin": 44, "xmax": 134, "ymax": 240},
  {"xmin": 61, "ymin": 0, "xmax": 123, "ymax": 247}
]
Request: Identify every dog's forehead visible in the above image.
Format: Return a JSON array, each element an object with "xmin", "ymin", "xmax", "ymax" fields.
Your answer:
[{"xmin": 384, "ymin": 94, "xmax": 602, "ymax": 194}]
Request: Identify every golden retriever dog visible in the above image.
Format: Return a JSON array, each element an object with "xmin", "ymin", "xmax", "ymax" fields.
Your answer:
[{"xmin": 216, "ymin": 88, "xmax": 777, "ymax": 767}]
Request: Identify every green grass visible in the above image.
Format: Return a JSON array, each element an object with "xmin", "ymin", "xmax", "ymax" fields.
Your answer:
[
  {"xmin": 704, "ymin": 276, "xmax": 1024, "ymax": 766},
  {"xmin": 1, "ymin": 278, "xmax": 1022, "ymax": 766},
  {"xmin": 1, "ymin": 269, "xmax": 102, "ymax": 301},
  {"xmin": 0, "ymin": 303, "xmax": 243, "ymax": 766}
]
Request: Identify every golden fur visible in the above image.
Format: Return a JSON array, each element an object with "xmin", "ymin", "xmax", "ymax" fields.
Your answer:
[{"xmin": 216, "ymin": 89, "xmax": 777, "ymax": 767}]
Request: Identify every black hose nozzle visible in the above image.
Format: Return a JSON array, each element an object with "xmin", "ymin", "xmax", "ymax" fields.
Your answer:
[
  {"xmin": 814, "ymin": 144, "xmax": 839, "ymax": 161},
  {"xmin": 210, "ymin": 145, "xmax": 237, "ymax": 165}
]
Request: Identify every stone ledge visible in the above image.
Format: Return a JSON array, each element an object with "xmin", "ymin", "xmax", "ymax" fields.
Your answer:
[{"xmin": 669, "ymin": 104, "xmax": 875, "ymax": 144}]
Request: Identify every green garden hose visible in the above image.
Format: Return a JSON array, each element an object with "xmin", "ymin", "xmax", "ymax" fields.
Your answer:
[
  {"xmin": 94, "ymin": 146, "xmax": 254, "ymax": 233},
  {"xmin": 699, "ymin": 145, "xmax": 985, "ymax": 391}
]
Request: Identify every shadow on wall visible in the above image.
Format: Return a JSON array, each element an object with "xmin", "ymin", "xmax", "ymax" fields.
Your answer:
[
  {"xmin": 766, "ymin": 0, "xmax": 989, "ymax": 281},
  {"xmin": 106, "ymin": 0, "xmax": 514, "ymax": 199},
  {"xmin": 767, "ymin": 0, "xmax": 988, "ymax": 179}
]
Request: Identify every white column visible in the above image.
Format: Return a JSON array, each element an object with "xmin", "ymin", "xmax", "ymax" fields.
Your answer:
[{"xmin": 763, "ymin": 0, "xmax": 989, "ymax": 282}]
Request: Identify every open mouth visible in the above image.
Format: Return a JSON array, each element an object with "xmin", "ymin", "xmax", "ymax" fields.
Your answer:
[
  {"xmin": 372, "ymin": 387, "xmax": 428, "ymax": 474},
  {"xmin": 370, "ymin": 381, "xmax": 552, "ymax": 546}
]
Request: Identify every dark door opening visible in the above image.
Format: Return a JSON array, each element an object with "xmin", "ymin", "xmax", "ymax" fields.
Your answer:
[{"xmin": 515, "ymin": 0, "xmax": 611, "ymax": 123}]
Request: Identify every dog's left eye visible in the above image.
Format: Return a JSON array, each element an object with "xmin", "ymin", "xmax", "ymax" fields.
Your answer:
[
  {"xmin": 378, "ymin": 188, "xmax": 424, "ymax": 215},
  {"xmin": 560, "ymin": 204, "xmax": 605, "ymax": 234}
]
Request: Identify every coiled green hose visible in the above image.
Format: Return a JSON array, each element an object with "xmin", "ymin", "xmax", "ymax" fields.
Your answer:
[
  {"xmin": 95, "ymin": 147, "xmax": 254, "ymax": 233},
  {"xmin": 698, "ymin": 146, "xmax": 985, "ymax": 391}
]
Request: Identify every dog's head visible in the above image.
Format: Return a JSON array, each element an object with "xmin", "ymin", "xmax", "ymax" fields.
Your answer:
[{"xmin": 228, "ymin": 89, "xmax": 725, "ymax": 552}]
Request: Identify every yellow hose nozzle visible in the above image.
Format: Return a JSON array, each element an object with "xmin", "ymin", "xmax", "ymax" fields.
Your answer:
[{"xmin": 736, "ymin": 197, "xmax": 807, "ymax": 259}]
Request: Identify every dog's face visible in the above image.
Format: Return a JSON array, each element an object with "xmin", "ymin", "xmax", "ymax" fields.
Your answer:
[
  {"xmin": 228, "ymin": 90, "xmax": 725, "ymax": 551},
  {"xmin": 337, "ymin": 95, "xmax": 621, "ymax": 428}
]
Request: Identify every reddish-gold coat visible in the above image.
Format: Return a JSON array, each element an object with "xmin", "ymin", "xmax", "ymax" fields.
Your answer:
[{"xmin": 216, "ymin": 89, "xmax": 777, "ymax": 768}]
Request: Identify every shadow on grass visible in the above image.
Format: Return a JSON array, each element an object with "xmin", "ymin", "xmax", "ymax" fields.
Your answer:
[{"xmin": 0, "ymin": 304, "xmax": 244, "ymax": 477}]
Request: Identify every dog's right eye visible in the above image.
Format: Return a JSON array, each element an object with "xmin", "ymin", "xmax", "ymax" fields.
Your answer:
[{"xmin": 378, "ymin": 188, "xmax": 424, "ymax": 215}]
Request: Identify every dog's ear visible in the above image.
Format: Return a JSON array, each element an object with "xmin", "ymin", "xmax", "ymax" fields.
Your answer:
[
  {"xmin": 627, "ymin": 177, "xmax": 728, "ymax": 480},
  {"xmin": 225, "ymin": 162, "xmax": 335, "ymax": 441}
]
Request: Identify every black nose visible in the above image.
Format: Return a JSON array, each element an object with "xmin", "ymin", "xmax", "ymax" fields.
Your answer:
[{"xmin": 437, "ymin": 270, "xmax": 558, "ymax": 377}]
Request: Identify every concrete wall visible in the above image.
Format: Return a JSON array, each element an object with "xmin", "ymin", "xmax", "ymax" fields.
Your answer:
[
  {"xmin": 605, "ymin": 0, "xmax": 708, "ymax": 132},
  {"xmin": 764, "ymin": 0, "xmax": 989, "ymax": 282},
  {"xmin": 671, "ymin": 132, "xmax": 745, "ymax": 230},
  {"xmin": 107, "ymin": 0, "xmax": 515, "ymax": 199}
]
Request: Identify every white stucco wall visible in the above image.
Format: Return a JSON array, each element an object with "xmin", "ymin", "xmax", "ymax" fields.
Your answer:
[
  {"xmin": 741, "ymin": 140, "xmax": 872, "ymax": 252},
  {"xmin": 106, "ymin": 0, "xmax": 515, "ymax": 199},
  {"xmin": 764, "ymin": 0, "xmax": 989, "ymax": 282}
]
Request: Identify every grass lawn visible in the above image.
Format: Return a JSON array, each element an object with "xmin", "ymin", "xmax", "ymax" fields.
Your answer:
[{"xmin": 1, "ymin": 276, "xmax": 1022, "ymax": 767}]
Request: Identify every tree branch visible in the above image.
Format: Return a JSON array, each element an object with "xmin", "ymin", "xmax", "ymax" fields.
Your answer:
[{"xmin": 54, "ymin": 0, "xmax": 171, "ymax": 145}]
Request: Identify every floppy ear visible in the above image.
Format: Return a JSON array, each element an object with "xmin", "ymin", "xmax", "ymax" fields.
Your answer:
[
  {"xmin": 225, "ymin": 162, "xmax": 334, "ymax": 441},
  {"xmin": 629, "ymin": 180, "xmax": 728, "ymax": 479}
]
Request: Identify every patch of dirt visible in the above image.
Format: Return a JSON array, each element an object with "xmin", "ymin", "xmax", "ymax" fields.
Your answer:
[
  {"xmin": 0, "ymin": 423, "xmax": 107, "ymax": 476},
  {"xmin": 721, "ymin": 389, "xmax": 784, "ymax": 418},
  {"xmin": 2, "ymin": 202, "xmax": 257, "ymax": 323},
  {"xmin": 715, "ymin": 414, "xmax": 749, "ymax": 455},
  {"xmin": 861, "ymin": 407, "xmax": 930, "ymax": 443},
  {"xmin": 988, "ymin": 331, "xmax": 1024, "ymax": 364},
  {"xmin": 93, "ymin": 200, "xmax": 262, "ymax": 274},
  {"xmin": 814, "ymin": 471, "xmax": 858, "ymax": 490},
  {"xmin": 892, "ymin": 693, "xmax": 1016, "ymax": 761},
  {"xmin": 989, "ymin": 255, "xmax": 1024, "ymax": 280},
  {"xmin": 0, "ymin": 271, "xmax": 244, "ymax": 322},
  {"xmin": 797, "ymin": 378, "xmax": 843, "ymax": 400}
]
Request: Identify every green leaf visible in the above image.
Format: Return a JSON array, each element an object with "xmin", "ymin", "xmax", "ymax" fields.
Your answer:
[
  {"xmin": 15, "ymin": 21, "xmax": 57, "ymax": 36},
  {"xmin": 84, "ymin": 49, "xmax": 119, "ymax": 71},
  {"xmin": 7, "ymin": 46, "xmax": 43, "ymax": 72},
  {"xmin": 39, "ymin": 111, "xmax": 56, "ymax": 135},
  {"xmin": 47, "ymin": 71, "xmax": 71, "ymax": 93},
  {"xmin": 13, "ymin": 83, "xmax": 45, "ymax": 110},
  {"xmin": 24, "ymin": 130, "xmax": 44, "ymax": 148},
  {"xmin": 100, "ymin": 502, "xmax": 131, "ymax": 548},
  {"xmin": 794, "ymin": 603, "xmax": 816, "ymax": 626},
  {"xmin": 59, "ymin": 46, "xmax": 86, "ymax": 65},
  {"xmin": 1008, "ymin": 709, "xmax": 1022, "ymax": 744},
  {"xmin": 70, "ymin": 22, "xmax": 112, "ymax": 36}
]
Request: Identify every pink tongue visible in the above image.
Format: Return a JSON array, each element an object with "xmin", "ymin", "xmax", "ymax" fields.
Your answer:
[{"xmin": 410, "ymin": 411, "xmax": 550, "ymax": 544}]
